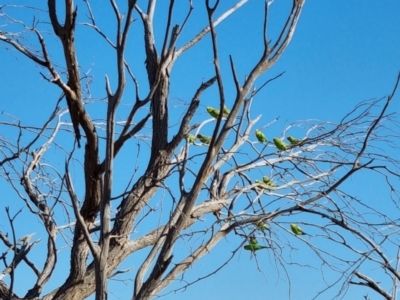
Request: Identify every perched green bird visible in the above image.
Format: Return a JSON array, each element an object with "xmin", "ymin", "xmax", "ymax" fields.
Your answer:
[
  {"xmin": 244, "ymin": 244, "xmax": 268, "ymax": 251},
  {"xmin": 290, "ymin": 223, "xmax": 307, "ymax": 235},
  {"xmin": 255, "ymin": 130, "xmax": 268, "ymax": 143},
  {"xmin": 267, "ymin": 181, "xmax": 277, "ymax": 187},
  {"xmin": 223, "ymin": 105, "xmax": 230, "ymax": 115},
  {"xmin": 207, "ymin": 107, "xmax": 221, "ymax": 118},
  {"xmin": 244, "ymin": 237, "xmax": 268, "ymax": 252},
  {"xmin": 287, "ymin": 136, "xmax": 301, "ymax": 145},
  {"xmin": 196, "ymin": 134, "xmax": 211, "ymax": 145},
  {"xmin": 255, "ymin": 221, "xmax": 269, "ymax": 231},
  {"xmin": 185, "ymin": 134, "xmax": 196, "ymax": 144},
  {"xmin": 262, "ymin": 176, "xmax": 270, "ymax": 184},
  {"xmin": 207, "ymin": 106, "xmax": 229, "ymax": 118},
  {"xmin": 273, "ymin": 137, "xmax": 287, "ymax": 151},
  {"xmin": 255, "ymin": 179, "xmax": 276, "ymax": 189},
  {"xmin": 249, "ymin": 237, "xmax": 258, "ymax": 245}
]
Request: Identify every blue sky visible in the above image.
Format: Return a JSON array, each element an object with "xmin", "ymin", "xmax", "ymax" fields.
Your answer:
[{"xmin": 1, "ymin": 1, "xmax": 400, "ymax": 299}]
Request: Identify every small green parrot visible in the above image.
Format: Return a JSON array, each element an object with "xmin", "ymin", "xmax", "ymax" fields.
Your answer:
[
  {"xmin": 255, "ymin": 221, "xmax": 269, "ymax": 231},
  {"xmin": 287, "ymin": 136, "xmax": 301, "ymax": 145},
  {"xmin": 255, "ymin": 179, "xmax": 276, "ymax": 189},
  {"xmin": 249, "ymin": 236, "xmax": 258, "ymax": 245},
  {"xmin": 273, "ymin": 137, "xmax": 287, "ymax": 151},
  {"xmin": 267, "ymin": 181, "xmax": 277, "ymax": 187},
  {"xmin": 207, "ymin": 107, "xmax": 221, "ymax": 118},
  {"xmin": 244, "ymin": 237, "xmax": 268, "ymax": 252},
  {"xmin": 196, "ymin": 134, "xmax": 211, "ymax": 145},
  {"xmin": 244, "ymin": 244, "xmax": 268, "ymax": 251},
  {"xmin": 185, "ymin": 134, "xmax": 196, "ymax": 144},
  {"xmin": 255, "ymin": 130, "xmax": 268, "ymax": 143},
  {"xmin": 290, "ymin": 223, "xmax": 307, "ymax": 235},
  {"xmin": 223, "ymin": 105, "xmax": 230, "ymax": 115},
  {"xmin": 262, "ymin": 176, "xmax": 270, "ymax": 184}
]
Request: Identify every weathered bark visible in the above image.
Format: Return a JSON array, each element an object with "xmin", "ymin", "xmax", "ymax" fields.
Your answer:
[{"xmin": 47, "ymin": 1, "xmax": 102, "ymax": 297}]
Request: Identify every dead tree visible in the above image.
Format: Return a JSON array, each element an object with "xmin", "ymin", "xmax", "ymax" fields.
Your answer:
[{"xmin": 0, "ymin": 1, "xmax": 399, "ymax": 299}]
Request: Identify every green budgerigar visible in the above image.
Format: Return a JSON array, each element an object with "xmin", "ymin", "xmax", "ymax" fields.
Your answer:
[
  {"xmin": 249, "ymin": 237, "xmax": 258, "ymax": 245},
  {"xmin": 273, "ymin": 137, "xmax": 287, "ymax": 151},
  {"xmin": 207, "ymin": 106, "xmax": 229, "ymax": 119},
  {"xmin": 290, "ymin": 223, "xmax": 307, "ymax": 235},
  {"xmin": 255, "ymin": 179, "xmax": 276, "ymax": 189},
  {"xmin": 267, "ymin": 181, "xmax": 277, "ymax": 187},
  {"xmin": 197, "ymin": 134, "xmax": 211, "ymax": 145},
  {"xmin": 255, "ymin": 221, "xmax": 269, "ymax": 231},
  {"xmin": 287, "ymin": 136, "xmax": 301, "ymax": 145},
  {"xmin": 206, "ymin": 107, "xmax": 220, "ymax": 118},
  {"xmin": 244, "ymin": 237, "xmax": 268, "ymax": 252},
  {"xmin": 185, "ymin": 134, "xmax": 196, "ymax": 144},
  {"xmin": 262, "ymin": 176, "xmax": 277, "ymax": 187},
  {"xmin": 255, "ymin": 130, "xmax": 268, "ymax": 143}
]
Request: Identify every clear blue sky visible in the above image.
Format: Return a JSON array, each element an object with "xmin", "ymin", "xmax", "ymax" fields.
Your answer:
[{"xmin": 1, "ymin": 1, "xmax": 400, "ymax": 299}]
